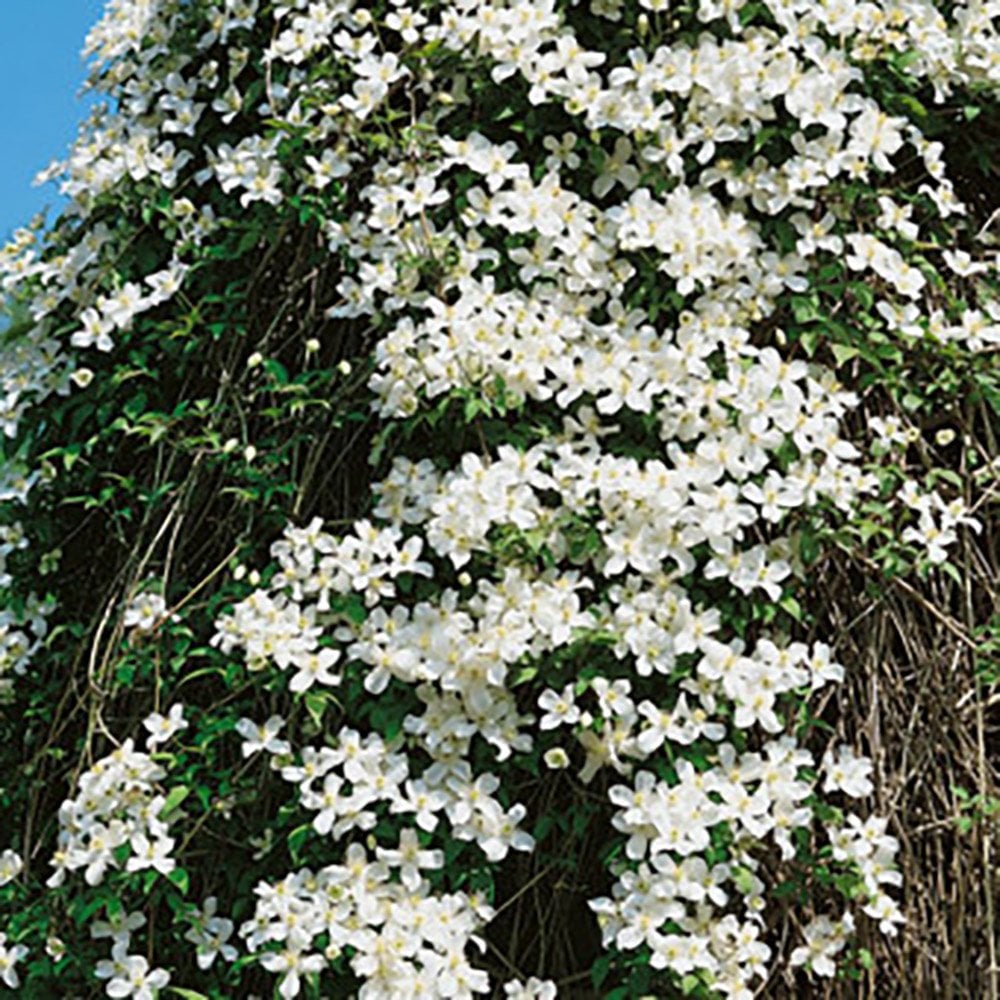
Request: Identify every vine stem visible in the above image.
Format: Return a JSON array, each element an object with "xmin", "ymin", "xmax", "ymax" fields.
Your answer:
[{"xmin": 963, "ymin": 402, "xmax": 997, "ymax": 1000}]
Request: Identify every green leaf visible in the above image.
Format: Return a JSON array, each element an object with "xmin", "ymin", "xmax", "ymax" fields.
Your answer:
[
  {"xmin": 159, "ymin": 785, "xmax": 190, "ymax": 819},
  {"xmin": 798, "ymin": 527, "xmax": 820, "ymax": 566},
  {"xmin": 894, "ymin": 49, "xmax": 922, "ymax": 70},
  {"xmin": 791, "ymin": 295, "xmax": 821, "ymax": 323},
  {"xmin": 304, "ymin": 690, "xmax": 329, "ymax": 726},
  {"xmin": 167, "ymin": 867, "xmax": 190, "ymax": 895},
  {"xmin": 236, "ymin": 228, "xmax": 263, "ymax": 256},
  {"xmin": 799, "ymin": 328, "xmax": 820, "ymax": 357},
  {"xmin": 512, "ymin": 665, "xmax": 537, "ymax": 686},
  {"xmin": 591, "ymin": 953, "xmax": 613, "ymax": 989},
  {"xmin": 831, "ymin": 343, "xmax": 859, "ymax": 366},
  {"xmin": 780, "ymin": 595, "xmax": 803, "ymax": 622},
  {"xmin": 732, "ymin": 866, "xmax": 756, "ymax": 895},
  {"xmin": 288, "ymin": 824, "xmax": 312, "ymax": 860},
  {"xmin": 849, "ymin": 282, "xmax": 875, "ymax": 309},
  {"xmin": 62, "ymin": 443, "xmax": 83, "ymax": 471},
  {"xmin": 895, "ymin": 94, "xmax": 927, "ymax": 119},
  {"xmin": 264, "ymin": 359, "xmax": 290, "ymax": 385}
]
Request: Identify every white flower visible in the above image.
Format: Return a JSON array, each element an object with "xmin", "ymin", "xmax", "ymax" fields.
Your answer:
[
  {"xmin": 97, "ymin": 943, "xmax": 170, "ymax": 999},
  {"xmin": 789, "ymin": 913, "xmax": 853, "ymax": 977},
  {"xmin": 143, "ymin": 703, "xmax": 188, "ymax": 748},
  {"xmin": 126, "ymin": 834, "xmax": 176, "ymax": 876},
  {"xmin": 942, "ymin": 249, "xmax": 988, "ymax": 277},
  {"xmin": 123, "ymin": 592, "xmax": 167, "ymax": 632},
  {"xmin": 375, "ymin": 827, "xmax": 444, "ymax": 890},
  {"xmin": 70, "ymin": 367, "xmax": 95, "ymax": 388},
  {"xmin": 91, "ymin": 911, "xmax": 147, "ymax": 947},
  {"xmin": 259, "ymin": 948, "xmax": 325, "ymax": 999},
  {"xmin": 184, "ymin": 897, "xmax": 238, "ymax": 970},
  {"xmin": 822, "ymin": 746, "xmax": 874, "ymax": 798},
  {"xmin": 235, "ymin": 716, "xmax": 290, "ymax": 757},
  {"xmin": 0, "ymin": 933, "xmax": 28, "ymax": 989},
  {"xmin": 504, "ymin": 977, "xmax": 558, "ymax": 999},
  {"xmin": 0, "ymin": 849, "xmax": 22, "ymax": 887},
  {"xmin": 537, "ymin": 685, "xmax": 580, "ymax": 729},
  {"xmin": 863, "ymin": 891, "xmax": 906, "ymax": 936},
  {"xmin": 105, "ymin": 955, "xmax": 169, "ymax": 999},
  {"xmin": 288, "ymin": 648, "xmax": 341, "ymax": 693}
]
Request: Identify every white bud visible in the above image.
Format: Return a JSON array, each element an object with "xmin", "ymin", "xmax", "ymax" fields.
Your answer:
[
  {"xmin": 247, "ymin": 352, "xmax": 263, "ymax": 368},
  {"xmin": 305, "ymin": 338, "xmax": 320, "ymax": 354},
  {"xmin": 544, "ymin": 748, "xmax": 570, "ymax": 769},
  {"xmin": 337, "ymin": 360, "xmax": 352, "ymax": 376},
  {"xmin": 70, "ymin": 367, "xmax": 94, "ymax": 388}
]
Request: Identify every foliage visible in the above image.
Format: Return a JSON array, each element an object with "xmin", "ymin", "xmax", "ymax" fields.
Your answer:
[{"xmin": 0, "ymin": 0, "xmax": 998, "ymax": 997}]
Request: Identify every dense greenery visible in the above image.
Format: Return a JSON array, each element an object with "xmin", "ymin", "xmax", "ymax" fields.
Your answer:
[{"xmin": 0, "ymin": 0, "xmax": 997, "ymax": 997}]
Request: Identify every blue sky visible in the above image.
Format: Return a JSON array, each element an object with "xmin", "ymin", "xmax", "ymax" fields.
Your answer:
[{"xmin": 0, "ymin": 1, "xmax": 107, "ymax": 242}]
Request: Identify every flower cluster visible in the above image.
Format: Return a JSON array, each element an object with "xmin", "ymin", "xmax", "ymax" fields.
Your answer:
[
  {"xmin": 91, "ymin": 910, "xmax": 171, "ymax": 1000},
  {"xmin": 239, "ymin": 846, "xmax": 494, "ymax": 1000},
  {"xmin": 588, "ymin": 736, "xmax": 900, "ymax": 996},
  {"xmin": 47, "ymin": 733, "xmax": 180, "ymax": 890}
]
